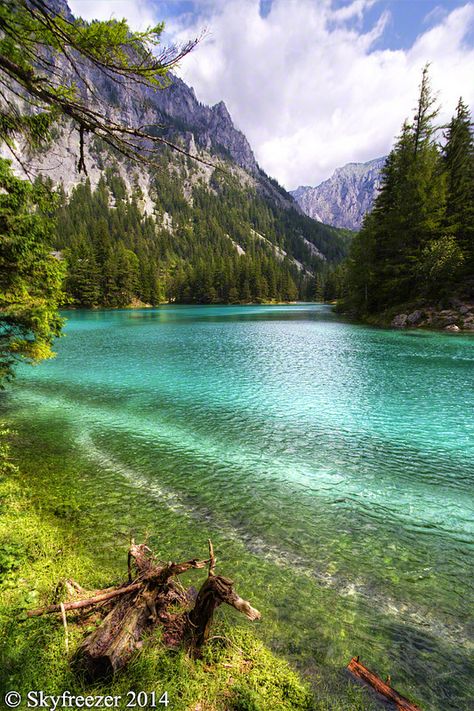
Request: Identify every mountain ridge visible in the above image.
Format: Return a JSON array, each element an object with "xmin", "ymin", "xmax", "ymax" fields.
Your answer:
[
  {"xmin": 2, "ymin": 0, "xmax": 351, "ymax": 307},
  {"xmin": 291, "ymin": 156, "xmax": 386, "ymax": 231}
]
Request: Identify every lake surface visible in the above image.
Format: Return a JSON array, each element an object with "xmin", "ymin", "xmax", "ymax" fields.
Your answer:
[{"xmin": 4, "ymin": 304, "xmax": 474, "ymax": 709}]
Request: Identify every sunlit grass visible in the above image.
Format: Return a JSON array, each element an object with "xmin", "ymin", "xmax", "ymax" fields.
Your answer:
[{"xmin": 0, "ymin": 428, "xmax": 376, "ymax": 710}]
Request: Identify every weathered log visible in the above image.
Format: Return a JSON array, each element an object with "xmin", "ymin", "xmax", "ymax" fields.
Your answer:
[
  {"xmin": 128, "ymin": 540, "xmax": 154, "ymax": 577},
  {"xmin": 28, "ymin": 539, "xmax": 260, "ymax": 679},
  {"xmin": 347, "ymin": 657, "xmax": 422, "ymax": 711},
  {"xmin": 73, "ymin": 550, "xmax": 211, "ymax": 679},
  {"xmin": 185, "ymin": 541, "xmax": 260, "ymax": 654},
  {"xmin": 74, "ymin": 585, "xmax": 165, "ymax": 678},
  {"xmin": 27, "ymin": 583, "xmax": 143, "ymax": 617}
]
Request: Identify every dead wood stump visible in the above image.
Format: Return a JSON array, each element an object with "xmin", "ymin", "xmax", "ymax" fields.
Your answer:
[
  {"xmin": 185, "ymin": 543, "xmax": 260, "ymax": 654},
  {"xmin": 27, "ymin": 538, "xmax": 260, "ymax": 679}
]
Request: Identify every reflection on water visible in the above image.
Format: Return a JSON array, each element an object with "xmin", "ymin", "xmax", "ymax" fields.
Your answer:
[{"xmin": 4, "ymin": 304, "xmax": 474, "ymax": 710}]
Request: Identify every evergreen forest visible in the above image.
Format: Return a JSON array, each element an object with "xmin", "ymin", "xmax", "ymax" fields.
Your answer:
[
  {"xmin": 52, "ymin": 153, "xmax": 350, "ymax": 308},
  {"xmin": 344, "ymin": 67, "xmax": 474, "ymax": 319}
]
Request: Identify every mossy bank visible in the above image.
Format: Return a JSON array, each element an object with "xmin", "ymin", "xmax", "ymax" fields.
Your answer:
[{"xmin": 0, "ymin": 428, "xmax": 375, "ymax": 711}]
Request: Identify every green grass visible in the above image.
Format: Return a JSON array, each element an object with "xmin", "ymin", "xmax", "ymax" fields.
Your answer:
[{"xmin": 0, "ymin": 428, "xmax": 376, "ymax": 710}]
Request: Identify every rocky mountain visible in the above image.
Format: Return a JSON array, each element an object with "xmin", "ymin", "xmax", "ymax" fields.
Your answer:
[
  {"xmin": 17, "ymin": 2, "xmax": 258, "ymax": 175},
  {"xmin": 291, "ymin": 157, "xmax": 386, "ymax": 231},
  {"xmin": 3, "ymin": 0, "xmax": 352, "ymax": 307}
]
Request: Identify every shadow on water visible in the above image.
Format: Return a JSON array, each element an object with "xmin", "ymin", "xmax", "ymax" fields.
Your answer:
[{"xmin": 62, "ymin": 304, "xmax": 342, "ymax": 327}]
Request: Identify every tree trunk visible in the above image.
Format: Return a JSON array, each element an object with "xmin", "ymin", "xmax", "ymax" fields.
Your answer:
[
  {"xmin": 29, "ymin": 539, "xmax": 260, "ymax": 679},
  {"xmin": 74, "ymin": 587, "xmax": 160, "ymax": 678}
]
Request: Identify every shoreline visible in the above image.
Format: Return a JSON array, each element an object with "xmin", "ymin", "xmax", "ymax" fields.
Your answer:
[
  {"xmin": 337, "ymin": 299, "xmax": 474, "ymax": 333},
  {"xmin": 61, "ymin": 300, "xmax": 311, "ymax": 311},
  {"xmin": 0, "ymin": 429, "xmax": 376, "ymax": 711}
]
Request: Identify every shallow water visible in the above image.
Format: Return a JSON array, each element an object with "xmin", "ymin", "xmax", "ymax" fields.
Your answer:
[{"xmin": 4, "ymin": 304, "xmax": 474, "ymax": 709}]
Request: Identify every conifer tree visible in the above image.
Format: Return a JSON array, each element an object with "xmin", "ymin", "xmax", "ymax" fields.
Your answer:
[
  {"xmin": 345, "ymin": 66, "xmax": 450, "ymax": 314},
  {"xmin": 443, "ymin": 98, "xmax": 474, "ymax": 273},
  {"xmin": 66, "ymin": 237, "xmax": 100, "ymax": 308},
  {"xmin": 0, "ymin": 158, "xmax": 65, "ymax": 382}
]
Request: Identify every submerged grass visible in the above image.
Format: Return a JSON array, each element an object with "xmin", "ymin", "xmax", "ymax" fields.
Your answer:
[{"xmin": 0, "ymin": 427, "xmax": 376, "ymax": 710}]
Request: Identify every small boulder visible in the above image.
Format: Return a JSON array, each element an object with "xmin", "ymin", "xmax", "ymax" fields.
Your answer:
[
  {"xmin": 392, "ymin": 314, "xmax": 408, "ymax": 328},
  {"xmin": 445, "ymin": 324, "xmax": 460, "ymax": 332},
  {"xmin": 459, "ymin": 305, "xmax": 472, "ymax": 315},
  {"xmin": 407, "ymin": 310, "xmax": 423, "ymax": 325},
  {"xmin": 438, "ymin": 310, "xmax": 458, "ymax": 326}
]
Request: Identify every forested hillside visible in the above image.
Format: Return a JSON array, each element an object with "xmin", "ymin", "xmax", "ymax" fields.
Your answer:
[
  {"xmin": 344, "ymin": 68, "xmax": 474, "ymax": 325},
  {"xmin": 49, "ymin": 149, "xmax": 350, "ymax": 307}
]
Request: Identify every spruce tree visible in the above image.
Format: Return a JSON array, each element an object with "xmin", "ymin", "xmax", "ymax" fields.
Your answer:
[
  {"xmin": 345, "ymin": 66, "xmax": 448, "ymax": 314},
  {"xmin": 443, "ymin": 98, "xmax": 474, "ymax": 275},
  {"xmin": 66, "ymin": 237, "xmax": 100, "ymax": 308}
]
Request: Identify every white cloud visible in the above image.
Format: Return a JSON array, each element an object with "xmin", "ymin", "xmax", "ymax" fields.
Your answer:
[
  {"xmin": 68, "ymin": 0, "xmax": 158, "ymax": 30},
  {"xmin": 68, "ymin": 0, "xmax": 474, "ymax": 189},
  {"xmin": 169, "ymin": 0, "xmax": 474, "ymax": 188}
]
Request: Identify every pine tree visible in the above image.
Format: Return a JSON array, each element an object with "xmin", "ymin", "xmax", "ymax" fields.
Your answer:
[
  {"xmin": 443, "ymin": 98, "xmax": 474, "ymax": 274},
  {"xmin": 313, "ymin": 273, "xmax": 325, "ymax": 302},
  {"xmin": 66, "ymin": 237, "xmax": 100, "ymax": 308},
  {"xmin": 345, "ymin": 66, "xmax": 448, "ymax": 314},
  {"xmin": 0, "ymin": 0, "xmax": 199, "ymax": 169},
  {"xmin": 115, "ymin": 244, "xmax": 139, "ymax": 306}
]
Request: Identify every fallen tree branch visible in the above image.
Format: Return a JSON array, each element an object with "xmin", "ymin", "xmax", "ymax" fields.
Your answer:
[
  {"xmin": 27, "ymin": 582, "xmax": 143, "ymax": 617},
  {"xmin": 347, "ymin": 657, "xmax": 422, "ymax": 711}
]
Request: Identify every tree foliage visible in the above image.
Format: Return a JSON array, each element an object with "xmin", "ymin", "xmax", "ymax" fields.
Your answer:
[
  {"xmin": 0, "ymin": 157, "xmax": 65, "ymax": 383},
  {"xmin": 443, "ymin": 98, "xmax": 474, "ymax": 274},
  {"xmin": 54, "ymin": 161, "xmax": 324, "ymax": 307},
  {"xmin": 0, "ymin": 0, "xmax": 200, "ymax": 171},
  {"xmin": 0, "ymin": 0, "xmax": 200, "ymax": 384},
  {"xmin": 345, "ymin": 67, "xmax": 474, "ymax": 316}
]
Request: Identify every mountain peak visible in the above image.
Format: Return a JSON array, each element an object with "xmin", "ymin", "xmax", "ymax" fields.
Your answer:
[
  {"xmin": 291, "ymin": 157, "xmax": 386, "ymax": 231},
  {"xmin": 332, "ymin": 156, "xmax": 386, "ymax": 179},
  {"xmin": 212, "ymin": 100, "xmax": 231, "ymax": 118}
]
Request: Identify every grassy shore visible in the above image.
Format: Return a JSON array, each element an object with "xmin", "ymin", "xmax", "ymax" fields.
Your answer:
[{"xmin": 0, "ymin": 427, "xmax": 375, "ymax": 711}]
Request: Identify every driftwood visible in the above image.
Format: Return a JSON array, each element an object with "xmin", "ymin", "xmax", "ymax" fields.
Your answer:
[
  {"xmin": 27, "ymin": 539, "xmax": 260, "ymax": 679},
  {"xmin": 347, "ymin": 657, "xmax": 422, "ymax": 711},
  {"xmin": 185, "ymin": 540, "xmax": 260, "ymax": 651},
  {"xmin": 27, "ymin": 583, "xmax": 143, "ymax": 616}
]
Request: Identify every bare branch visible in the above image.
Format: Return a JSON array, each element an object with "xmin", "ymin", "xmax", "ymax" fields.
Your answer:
[
  {"xmin": 0, "ymin": 1, "xmax": 216, "ymax": 173},
  {"xmin": 208, "ymin": 539, "xmax": 216, "ymax": 576}
]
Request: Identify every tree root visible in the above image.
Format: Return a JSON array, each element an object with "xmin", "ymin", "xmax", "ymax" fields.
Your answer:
[{"xmin": 27, "ymin": 539, "xmax": 260, "ymax": 680}]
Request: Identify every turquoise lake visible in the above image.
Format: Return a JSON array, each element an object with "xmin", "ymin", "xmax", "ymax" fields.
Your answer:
[{"xmin": 3, "ymin": 304, "xmax": 474, "ymax": 709}]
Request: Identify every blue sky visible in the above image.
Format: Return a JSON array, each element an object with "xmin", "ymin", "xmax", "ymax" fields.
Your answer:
[
  {"xmin": 69, "ymin": 1, "xmax": 474, "ymax": 187},
  {"xmin": 156, "ymin": 0, "xmax": 474, "ymax": 49},
  {"xmin": 156, "ymin": 0, "xmax": 472, "ymax": 40},
  {"xmin": 359, "ymin": 0, "xmax": 474, "ymax": 48}
]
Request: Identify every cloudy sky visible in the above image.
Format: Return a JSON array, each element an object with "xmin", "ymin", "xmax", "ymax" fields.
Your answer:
[{"xmin": 69, "ymin": 0, "xmax": 474, "ymax": 189}]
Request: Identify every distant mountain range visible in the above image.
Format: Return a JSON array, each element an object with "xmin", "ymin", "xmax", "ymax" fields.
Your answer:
[{"xmin": 291, "ymin": 157, "xmax": 386, "ymax": 231}]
